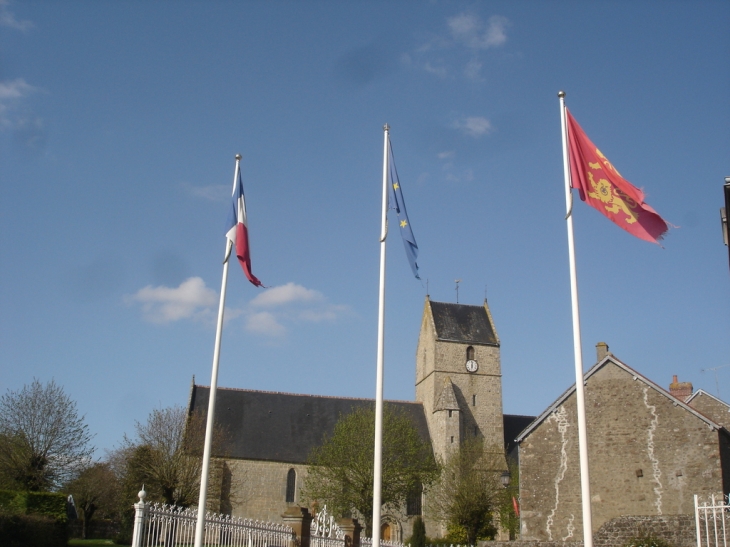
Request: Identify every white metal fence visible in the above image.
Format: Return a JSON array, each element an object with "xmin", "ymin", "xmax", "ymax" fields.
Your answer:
[
  {"xmin": 131, "ymin": 489, "xmax": 296, "ymax": 547},
  {"xmin": 694, "ymin": 494, "xmax": 729, "ymax": 547}
]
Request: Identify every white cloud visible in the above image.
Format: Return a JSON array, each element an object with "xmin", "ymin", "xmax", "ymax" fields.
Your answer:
[
  {"xmin": 250, "ymin": 282, "xmax": 323, "ymax": 308},
  {"xmin": 437, "ymin": 151, "xmax": 455, "ymax": 160},
  {"xmin": 0, "ymin": 0, "xmax": 33, "ymax": 31},
  {"xmin": 453, "ymin": 116, "xmax": 493, "ymax": 137},
  {"xmin": 245, "ymin": 311, "xmax": 286, "ymax": 337},
  {"xmin": 448, "ymin": 13, "xmax": 509, "ymax": 50},
  {"xmin": 129, "ymin": 277, "xmax": 218, "ymax": 324},
  {"xmin": 407, "ymin": 13, "xmax": 509, "ymax": 81},
  {"xmin": 243, "ymin": 282, "xmax": 350, "ymax": 337},
  {"xmin": 185, "ymin": 183, "xmax": 230, "ymax": 202},
  {"xmin": 0, "ymin": 78, "xmax": 40, "ymax": 130}
]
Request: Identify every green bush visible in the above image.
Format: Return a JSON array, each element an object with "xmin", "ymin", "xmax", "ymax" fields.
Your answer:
[
  {"xmin": 0, "ymin": 489, "xmax": 67, "ymax": 521},
  {"xmin": 0, "ymin": 508, "xmax": 68, "ymax": 547},
  {"xmin": 624, "ymin": 534, "xmax": 674, "ymax": 547},
  {"xmin": 406, "ymin": 516, "xmax": 426, "ymax": 547}
]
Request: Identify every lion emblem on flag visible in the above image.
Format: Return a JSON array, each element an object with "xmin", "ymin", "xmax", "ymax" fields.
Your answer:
[{"xmin": 587, "ymin": 171, "xmax": 639, "ymax": 225}]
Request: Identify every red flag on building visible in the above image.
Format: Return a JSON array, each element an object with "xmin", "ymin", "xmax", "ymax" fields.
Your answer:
[{"xmin": 566, "ymin": 109, "xmax": 669, "ymax": 244}]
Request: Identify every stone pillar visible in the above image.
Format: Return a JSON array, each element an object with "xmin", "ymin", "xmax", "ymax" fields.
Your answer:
[
  {"xmin": 596, "ymin": 342, "xmax": 609, "ymax": 362},
  {"xmin": 282, "ymin": 506, "xmax": 313, "ymax": 547},
  {"xmin": 337, "ymin": 518, "xmax": 362, "ymax": 547}
]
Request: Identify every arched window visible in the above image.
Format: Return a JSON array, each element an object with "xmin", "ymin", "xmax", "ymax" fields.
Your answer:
[
  {"xmin": 466, "ymin": 346, "xmax": 475, "ymax": 360},
  {"xmin": 286, "ymin": 468, "xmax": 296, "ymax": 503},
  {"xmin": 407, "ymin": 483, "xmax": 423, "ymax": 516}
]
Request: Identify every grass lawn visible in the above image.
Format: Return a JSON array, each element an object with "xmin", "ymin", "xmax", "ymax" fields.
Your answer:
[{"xmin": 68, "ymin": 540, "xmax": 118, "ymax": 546}]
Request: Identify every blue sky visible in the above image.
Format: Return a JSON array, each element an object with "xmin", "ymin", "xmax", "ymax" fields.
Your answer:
[{"xmin": 1, "ymin": 1, "xmax": 729, "ymax": 457}]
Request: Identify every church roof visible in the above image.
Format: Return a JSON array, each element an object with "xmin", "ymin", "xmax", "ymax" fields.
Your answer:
[
  {"xmin": 429, "ymin": 300, "xmax": 498, "ymax": 346},
  {"xmin": 188, "ymin": 385, "xmax": 432, "ymax": 464},
  {"xmin": 434, "ymin": 377, "xmax": 460, "ymax": 411}
]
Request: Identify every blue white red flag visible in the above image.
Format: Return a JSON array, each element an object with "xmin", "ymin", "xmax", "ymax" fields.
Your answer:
[
  {"xmin": 226, "ymin": 168, "xmax": 263, "ymax": 287},
  {"xmin": 388, "ymin": 142, "xmax": 420, "ymax": 279}
]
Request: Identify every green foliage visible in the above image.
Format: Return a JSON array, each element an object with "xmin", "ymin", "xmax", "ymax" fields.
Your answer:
[
  {"xmin": 0, "ymin": 489, "xmax": 67, "ymax": 521},
  {"xmin": 0, "ymin": 379, "xmax": 94, "ymax": 492},
  {"xmin": 302, "ymin": 404, "xmax": 439, "ymax": 536},
  {"xmin": 496, "ymin": 456, "xmax": 519, "ymax": 538},
  {"xmin": 63, "ymin": 462, "xmax": 120, "ymax": 539},
  {"xmin": 427, "ymin": 438, "xmax": 503, "ymax": 545},
  {"xmin": 0, "ymin": 508, "xmax": 68, "ymax": 547},
  {"xmin": 408, "ymin": 516, "xmax": 426, "ymax": 547},
  {"xmin": 624, "ymin": 534, "xmax": 674, "ymax": 547}
]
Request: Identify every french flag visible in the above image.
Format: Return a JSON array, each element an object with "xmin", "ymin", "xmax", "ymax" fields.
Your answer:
[{"xmin": 225, "ymin": 167, "xmax": 263, "ymax": 287}]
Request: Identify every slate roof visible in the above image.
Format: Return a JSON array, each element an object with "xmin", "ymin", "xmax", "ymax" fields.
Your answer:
[
  {"xmin": 429, "ymin": 301, "xmax": 498, "ymax": 346},
  {"xmin": 503, "ymin": 414, "xmax": 536, "ymax": 457},
  {"xmin": 188, "ymin": 385, "xmax": 432, "ymax": 464}
]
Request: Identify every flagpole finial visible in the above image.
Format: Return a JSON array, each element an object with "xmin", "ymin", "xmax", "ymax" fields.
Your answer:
[
  {"xmin": 383, "ymin": 123, "xmax": 390, "ymax": 132},
  {"xmin": 235, "ymin": 154, "xmax": 242, "ymax": 161},
  {"xmin": 558, "ymin": 90, "xmax": 566, "ymax": 98}
]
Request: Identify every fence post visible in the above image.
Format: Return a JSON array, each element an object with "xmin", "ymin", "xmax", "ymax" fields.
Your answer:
[
  {"xmin": 337, "ymin": 518, "xmax": 362, "ymax": 547},
  {"xmin": 131, "ymin": 487, "xmax": 148, "ymax": 547},
  {"xmin": 282, "ymin": 506, "xmax": 313, "ymax": 547}
]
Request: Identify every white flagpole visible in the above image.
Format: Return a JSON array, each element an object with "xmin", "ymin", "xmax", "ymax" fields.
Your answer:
[
  {"xmin": 558, "ymin": 91, "xmax": 594, "ymax": 547},
  {"xmin": 371, "ymin": 124, "xmax": 390, "ymax": 547},
  {"xmin": 193, "ymin": 154, "xmax": 241, "ymax": 547}
]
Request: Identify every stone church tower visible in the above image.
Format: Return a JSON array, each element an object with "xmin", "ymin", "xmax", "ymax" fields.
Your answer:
[{"xmin": 415, "ymin": 297, "xmax": 504, "ymax": 461}]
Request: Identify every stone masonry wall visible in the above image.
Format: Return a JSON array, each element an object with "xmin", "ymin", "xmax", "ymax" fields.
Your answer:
[
  {"xmin": 224, "ymin": 459, "xmax": 310, "ymax": 523},
  {"xmin": 688, "ymin": 394, "xmax": 730, "ymax": 430},
  {"xmin": 481, "ymin": 514, "xmax": 695, "ymax": 547},
  {"xmin": 519, "ymin": 361, "xmax": 725, "ymax": 541}
]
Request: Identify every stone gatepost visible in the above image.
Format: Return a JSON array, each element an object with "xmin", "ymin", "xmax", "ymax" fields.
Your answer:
[
  {"xmin": 337, "ymin": 518, "xmax": 362, "ymax": 547},
  {"xmin": 282, "ymin": 506, "xmax": 313, "ymax": 547}
]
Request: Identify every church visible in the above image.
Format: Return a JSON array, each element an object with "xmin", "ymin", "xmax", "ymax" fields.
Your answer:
[
  {"xmin": 187, "ymin": 297, "xmax": 533, "ymax": 540},
  {"xmin": 187, "ymin": 296, "xmax": 730, "ymax": 542}
]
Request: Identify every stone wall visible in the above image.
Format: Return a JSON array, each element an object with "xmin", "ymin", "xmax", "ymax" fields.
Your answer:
[
  {"xmin": 688, "ymin": 393, "xmax": 730, "ymax": 430},
  {"xmin": 224, "ymin": 459, "xmax": 310, "ymax": 523},
  {"xmin": 519, "ymin": 360, "xmax": 726, "ymax": 541},
  {"xmin": 481, "ymin": 514, "xmax": 695, "ymax": 547}
]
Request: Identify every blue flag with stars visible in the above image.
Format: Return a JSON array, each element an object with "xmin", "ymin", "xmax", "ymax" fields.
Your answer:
[{"xmin": 388, "ymin": 142, "xmax": 420, "ymax": 279}]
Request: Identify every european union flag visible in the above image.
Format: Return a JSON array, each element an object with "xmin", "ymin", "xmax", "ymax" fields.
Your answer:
[{"xmin": 388, "ymin": 142, "xmax": 420, "ymax": 279}]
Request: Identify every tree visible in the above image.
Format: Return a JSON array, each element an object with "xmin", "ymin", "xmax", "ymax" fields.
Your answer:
[
  {"xmin": 427, "ymin": 439, "xmax": 504, "ymax": 545},
  {"xmin": 120, "ymin": 405, "xmax": 226, "ymax": 508},
  {"xmin": 64, "ymin": 462, "xmax": 120, "ymax": 539},
  {"xmin": 0, "ymin": 379, "xmax": 94, "ymax": 491},
  {"xmin": 301, "ymin": 404, "xmax": 438, "ymax": 536},
  {"xmin": 409, "ymin": 516, "xmax": 426, "ymax": 547}
]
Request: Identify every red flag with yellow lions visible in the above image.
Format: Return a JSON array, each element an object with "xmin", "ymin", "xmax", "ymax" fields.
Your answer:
[{"xmin": 566, "ymin": 108, "xmax": 669, "ymax": 244}]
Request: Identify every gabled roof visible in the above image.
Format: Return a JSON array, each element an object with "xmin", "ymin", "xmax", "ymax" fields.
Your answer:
[
  {"xmin": 429, "ymin": 300, "xmax": 499, "ymax": 346},
  {"xmin": 515, "ymin": 355, "xmax": 722, "ymax": 443},
  {"xmin": 188, "ymin": 385, "xmax": 432, "ymax": 464},
  {"xmin": 686, "ymin": 389, "xmax": 730, "ymax": 408},
  {"xmin": 434, "ymin": 377, "xmax": 459, "ymax": 411}
]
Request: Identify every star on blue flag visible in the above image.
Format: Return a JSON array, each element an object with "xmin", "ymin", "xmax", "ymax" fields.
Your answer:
[{"xmin": 388, "ymin": 142, "xmax": 420, "ymax": 279}]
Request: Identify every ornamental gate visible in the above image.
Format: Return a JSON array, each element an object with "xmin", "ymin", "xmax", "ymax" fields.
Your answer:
[{"xmin": 694, "ymin": 494, "xmax": 729, "ymax": 547}]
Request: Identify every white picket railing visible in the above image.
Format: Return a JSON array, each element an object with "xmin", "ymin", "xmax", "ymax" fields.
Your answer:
[
  {"xmin": 694, "ymin": 494, "xmax": 729, "ymax": 547},
  {"xmin": 310, "ymin": 505, "xmax": 346, "ymax": 547},
  {"xmin": 131, "ymin": 488, "xmax": 296, "ymax": 547},
  {"xmin": 360, "ymin": 536, "xmax": 405, "ymax": 547}
]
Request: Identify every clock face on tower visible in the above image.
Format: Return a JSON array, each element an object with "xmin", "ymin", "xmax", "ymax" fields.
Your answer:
[{"xmin": 465, "ymin": 359, "xmax": 478, "ymax": 373}]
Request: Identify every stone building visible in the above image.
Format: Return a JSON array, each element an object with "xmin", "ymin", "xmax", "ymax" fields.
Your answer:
[
  {"xmin": 516, "ymin": 349, "xmax": 730, "ymax": 541},
  {"xmin": 188, "ymin": 297, "xmax": 533, "ymax": 539},
  {"xmin": 687, "ymin": 389, "xmax": 730, "ymax": 429}
]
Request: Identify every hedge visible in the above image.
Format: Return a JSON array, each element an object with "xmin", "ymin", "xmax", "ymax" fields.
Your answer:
[
  {"xmin": 0, "ymin": 489, "xmax": 67, "ymax": 521},
  {"xmin": 0, "ymin": 509, "xmax": 68, "ymax": 547}
]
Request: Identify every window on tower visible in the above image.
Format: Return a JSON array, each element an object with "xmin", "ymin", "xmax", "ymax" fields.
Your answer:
[
  {"xmin": 467, "ymin": 346, "xmax": 475, "ymax": 360},
  {"xmin": 472, "ymin": 394, "xmax": 476, "ymax": 406}
]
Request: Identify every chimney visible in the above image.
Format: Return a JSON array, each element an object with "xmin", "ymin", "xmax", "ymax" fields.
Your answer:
[
  {"xmin": 596, "ymin": 342, "xmax": 610, "ymax": 362},
  {"xmin": 669, "ymin": 375, "xmax": 693, "ymax": 401}
]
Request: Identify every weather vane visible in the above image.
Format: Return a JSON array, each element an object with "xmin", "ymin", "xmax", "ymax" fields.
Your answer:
[{"xmin": 455, "ymin": 279, "xmax": 461, "ymax": 303}]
